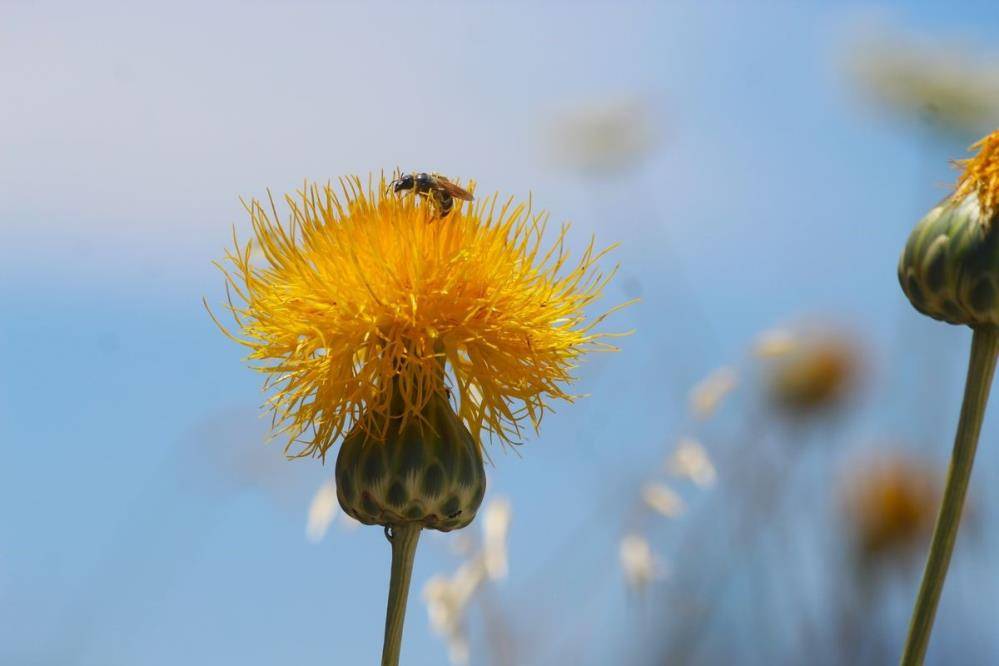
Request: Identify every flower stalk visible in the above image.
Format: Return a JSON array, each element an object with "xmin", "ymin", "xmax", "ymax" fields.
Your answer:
[
  {"xmin": 901, "ymin": 326, "xmax": 999, "ymax": 665},
  {"xmin": 382, "ymin": 524, "xmax": 422, "ymax": 666}
]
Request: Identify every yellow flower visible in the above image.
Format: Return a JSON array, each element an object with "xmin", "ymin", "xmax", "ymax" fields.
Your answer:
[
  {"xmin": 211, "ymin": 175, "xmax": 624, "ymax": 459},
  {"xmin": 954, "ymin": 129, "xmax": 999, "ymax": 224}
]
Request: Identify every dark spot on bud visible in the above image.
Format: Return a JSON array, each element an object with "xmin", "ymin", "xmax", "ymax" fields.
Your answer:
[
  {"xmin": 970, "ymin": 278, "xmax": 996, "ymax": 313},
  {"xmin": 422, "ymin": 464, "xmax": 444, "ymax": 497},
  {"xmin": 398, "ymin": 431, "xmax": 424, "ymax": 476},
  {"xmin": 441, "ymin": 495, "xmax": 461, "ymax": 517},
  {"xmin": 438, "ymin": 438, "xmax": 457, "ymax": 478},
  {"xmin": 362, "ymin": 448, "xmax": 386, "ymax": 485},
  {"xmin": 361, "ymin": 491, "xmax": 380, "ymax": 518},
  {"xmin": 387, "ymin": 481, "xmax": 407, "ymax": 507},
  {"xmin": 924, "ymin": 244, "xmax": 948, "ymax": 293},
  {"xmin": 458, "ymin": 450, "xmax": 475, "ymax": 486},
  {"xmin": 338, "ymin": 474, "xmax": 355, "ymax": 502},
  {"xmin": 406, "ymin": 504, "xmax": 425, "ymax": 520}
]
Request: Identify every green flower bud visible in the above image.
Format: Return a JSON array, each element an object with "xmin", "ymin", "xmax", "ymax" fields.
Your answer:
[
  {"xmin": 335, "ymin": 392, "xmax": 486, "ymax": 532},
  {"xmin": 898, "ymin": 192, "xmax": 999, "ymax": 326},
  {"xmin": 899, "ymin": 130, "xmax": 999, "ymax": 327}
]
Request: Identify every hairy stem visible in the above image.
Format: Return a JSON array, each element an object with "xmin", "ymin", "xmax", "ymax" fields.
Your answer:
[
  {"xmin": 381, "ymin": 524, "xmax": 422, "ymax": 666},
  {"xmin": 901, "ymin": 326, "xmax": 999, "ymax": 665}
]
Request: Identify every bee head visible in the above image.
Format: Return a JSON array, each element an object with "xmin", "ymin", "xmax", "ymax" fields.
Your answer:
[{"xmin": 391, "ymin": 173, "xmax": 415, "ymax": 193}]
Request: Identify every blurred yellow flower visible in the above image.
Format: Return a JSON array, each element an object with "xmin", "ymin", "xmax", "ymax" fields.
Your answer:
[
  {"xmin": 765, "ymin": 331, "xmax": 861, "ymax": 416},
  {"xmin": 211, "ymin": 176, "xmax": 624, "ymax": 458},
  {"xmin": 841, "ymin": 453, "xmax": 940, "ymax": 564}
]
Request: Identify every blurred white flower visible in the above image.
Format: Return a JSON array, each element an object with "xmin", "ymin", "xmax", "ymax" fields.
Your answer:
[
  {"xmin": 689, "ymin": 366, "xmax": 738, "ymax": 420},
  {"xmin": 423, "ymin": 495, "xmax": 513, "ymax": 663},
  {"xmin": 423, "ymin": 560, "xmax": 487, "ymax": 666},
  {"xmin": 753, "ymin": 328, "xmax": 797, "ymax": 358},
  {"xmin": 305, "ymin": 480, "xmax": 338, "ymax": 543},
  {"xmin": 641, "ymin": 482, "xmax": 685, "ymax": 518},
  {"xmin": 668, "ymin": 438, "xmax": 717, "ymax": 488},
  {"xmin": 482, "ymin": 497, "xmax": 512, "ymax": 580},
  {"xmin": 619, "ymin": 534, "xmax": 665, "ymax": 592},
  {"xmin": 845, "ymin": 26, "xmax": 999, "ymax": 134},
  {"xmin": 548, "ymin": 96, "xmax": 659, "ymax": 175}
]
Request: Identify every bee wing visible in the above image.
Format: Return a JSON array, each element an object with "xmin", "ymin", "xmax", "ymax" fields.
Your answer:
[{"xmin": 434, "ymin": 176, "xmax": 475, "ymax": 201}]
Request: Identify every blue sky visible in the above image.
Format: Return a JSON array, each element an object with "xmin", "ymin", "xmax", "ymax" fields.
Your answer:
[{"xmin": 5, "ymin": 1, "xmax": 999, "ymax": 664}]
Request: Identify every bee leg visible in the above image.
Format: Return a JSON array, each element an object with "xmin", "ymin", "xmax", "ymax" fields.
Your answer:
[{"xmin": 437, "ymin": 193, "xmax": 454, "ymax": 217}]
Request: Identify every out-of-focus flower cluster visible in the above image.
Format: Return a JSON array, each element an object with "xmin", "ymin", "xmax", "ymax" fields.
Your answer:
[
  {"xmin": 845, "ymin": 27, "xmax": 999, "ymax": 135},
  {"xmin": 422, "ymin": 497, "xmax": 512, "ymax": 665},
  {"xmin": 620, "ymin": 437, "xmax": 719, "ymax": 594}
]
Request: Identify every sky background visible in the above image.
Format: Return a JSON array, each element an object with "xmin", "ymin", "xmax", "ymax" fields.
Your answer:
[{"xmin": 5, "ymin": 1, "xmax": 999, "ymax": 664}]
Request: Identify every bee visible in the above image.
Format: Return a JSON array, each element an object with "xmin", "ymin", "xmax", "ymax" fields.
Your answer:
[{"xmin": 387, "ymin": 171, "xmax": 474, "ymax": 217}]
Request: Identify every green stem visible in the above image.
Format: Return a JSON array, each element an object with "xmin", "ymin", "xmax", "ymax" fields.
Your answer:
[
  {"xmin": 901, "ymin": 326, "xmax": 999, "ymax": 665},
  {"xmin": 381, "ymin": 524, "xmax": 422, "ymax": 666}
]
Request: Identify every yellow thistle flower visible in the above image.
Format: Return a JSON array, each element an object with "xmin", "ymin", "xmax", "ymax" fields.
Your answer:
[
  {"xmin": 210, "ymin": 175, "xmax": 625, "ymax": 460},
  {"xmin": 954, "ymin": 129, "xmax": 999, "ymax": 225}
]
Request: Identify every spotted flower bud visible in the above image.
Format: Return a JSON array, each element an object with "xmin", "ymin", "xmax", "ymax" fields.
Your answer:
[
  {"xmin": 899, "ymin": 130, "xmax": 999, "ymax": 326},
  {"xmin": 335, "ymin": 392, "xmax": 486, "ymax": 532}
]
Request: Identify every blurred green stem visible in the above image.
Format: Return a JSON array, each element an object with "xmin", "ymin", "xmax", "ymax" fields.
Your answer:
[
  {"xmin": 901, "ymin": 326, "xmax": 999, "ymax": 665},
  {"xmin": 381, "ymin": 524, "xmax": 422, "ymax": 666}
]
